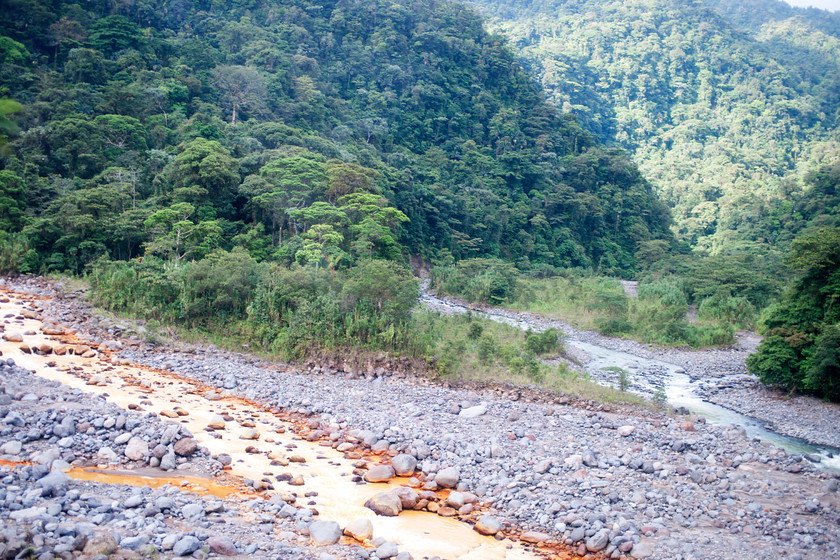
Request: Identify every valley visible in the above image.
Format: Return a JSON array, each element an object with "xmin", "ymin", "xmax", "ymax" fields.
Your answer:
[
  {"xmin": 1, "ymin": 0, "xmax": 840, "ymax": 558},
  {"xmin": 2, "ymin": 276, "xmax": 839, "ymax": 560}
]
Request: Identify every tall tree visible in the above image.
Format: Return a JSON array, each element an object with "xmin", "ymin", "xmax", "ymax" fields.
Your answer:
[{"xmin": 211, "ymin": 65, "xmax": 267, "ymax": 125}]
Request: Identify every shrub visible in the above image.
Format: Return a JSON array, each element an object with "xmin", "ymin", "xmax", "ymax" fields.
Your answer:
[
  {"xmin": 697, "ymin": 291, "xmax": 756, "ymax": 329},
  {"xmin": 430, "ymin": 258, "xmax": 519, "ymax": 304},
  {"xmin": 524, "ymin": 328, "xmax": 562, "ymax": 355}
]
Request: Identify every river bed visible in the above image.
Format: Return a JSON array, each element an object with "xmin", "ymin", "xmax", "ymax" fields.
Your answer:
[
  {"xmin": 420, "ymin": 290, "xmax": 840, "ymax": 471},
  {"xmin": 0, "ymin": 288, "xmax": 546, "ymax": 560}
]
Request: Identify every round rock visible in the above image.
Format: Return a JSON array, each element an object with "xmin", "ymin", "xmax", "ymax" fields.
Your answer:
[
  {"xmin": 309, "ymin": 520, "xmax": 341, "ymax": 545},
  {"xmin": 435, "ymin": 467, "xmax": 460, "ymax": 488},
  {"xmin": 172, "ymin": 536, "xmax": 201, "ymax": 556},
  {"xmin": 364, "ymin": 464, "xmax": 396, "ymax": 483},
  {"xmin": 344, "ymin": 518, "xmax": 374, "ymax": 542},
  {"xmin": 207, "ymin": 536, "xmax": 237, "ymax": 556},
  {"xmin": 391, "ymin": 454, "xmax": 417, "ymax": 476},
  {"xmin": 365, "ymin": 491, "xmax": 403, "ymax": 517},
  {"xmin": 173, "ymin": 437, "xmax": 198, "ymax": 457},
  {"xmin": 586, "ymin": 529, "xmax": 610, "ymax": 552},
  {"xmin": 124, "ymin": 437, "xmax": 149, "ymax": 461},
  {"xmin": 474, "ymin": 515, "xmax": 502, "ymax": 536}
]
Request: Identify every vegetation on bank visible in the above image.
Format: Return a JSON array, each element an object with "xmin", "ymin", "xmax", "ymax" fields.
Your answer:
[
  {"xmin": 430, "ymin": 254, "xmax": 775, "ymax": 348},
  {"xmin": 0, "ymin": 0, "xmax": 672, "ymax": 279},
  {"xmin": 0, "ymin": 0, "xmax": 672, "ymax": 404},
  {"xmin": 89, "ymin": 253, "xmax": 420, "ymax": 360},
  {"xmin": 86, "ymin": 252, "xmax": 640, "ymax": 404},
  {"xmin": 0, "ymin": 0, "xmax": 837, "ymax": 402},
  {"xmin": 748, "ymin": 227, "xmax": 840, "ymax": 401}
]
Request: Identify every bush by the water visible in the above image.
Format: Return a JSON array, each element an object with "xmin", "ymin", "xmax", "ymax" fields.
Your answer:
[
  {"xmin": 748, "ymin": 228, "xmax": 840, "ymax": 401},
  {"xmin": 430, "ymin": 258, "xmax": 519, "ymax": 304},
  {"xmin": 435, "ymin": 267, "xmax": 739, "ymax": 348},
  {"xmin": 90, "ymin": 251, "xmax": 419, "ymax": 359}
]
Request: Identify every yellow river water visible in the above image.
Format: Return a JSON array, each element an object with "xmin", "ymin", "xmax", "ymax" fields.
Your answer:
[{"xmin": 0, "ymin": 288, "xmax": 564, "ymax": 560}]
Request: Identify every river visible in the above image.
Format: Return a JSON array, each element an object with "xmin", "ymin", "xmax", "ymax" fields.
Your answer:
[{"xmin": 419, "ymin": 289, "xmax": 840, "ymax": 471}]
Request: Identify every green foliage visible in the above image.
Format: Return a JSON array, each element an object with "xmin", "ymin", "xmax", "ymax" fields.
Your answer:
[
  {"xmin": 431, "ymin": 258, "xmax": 520, "ymax": 304},
  {"xmin": 0, "ymin": 98, "xmax": 22, "ymax": 153},
  {"xmin": 805, "ymin": 325, "xmax": 840, "ymax": 399},
  {"xmin": 0, "ymin": 37, "xmax": 29, "ymax": 65},
  {"xmin": 1, "ymin": 0, "xmax": 673, "ymax": 279},
  {"xmin": 88, "ymin": 16, "xmax": 142, "ymax": 56},
  {"xmin": 143, "ymin": 202, "xmax": 222, "ymax": 263},
  {"xmin": 503, "ymin": 271, "xmax": 736, "ymax": 348},
  {"xmin": 471, "ymin": 0, "xmax": 840, "ymax": 254},
  {"xmin": 697, "ymin": 292, "xmax": 756, "ymax": 329},
  {"xmin": 0, "ymin": 171, "xmax": 26, "ymax": 231},
  {"xmin": 630, "ymin": 277, "xmax": 734, "ymax": 347},
  {"xmin": 524, "ymin": 328, "xmax": 562, "ymax": 355},
  {"xmin": 415, "ymin": 312, "xmax": 560, "ymax": 386},
  {"xmin": 652, "ymin": 385, "xmax": 668, "ymax": 406},
  {"xmin": 618, "ymin": 369, "xmax": 630, "ymax": 392},
  {"xmin": 748, "ymin": 227, "xmax": 840, "ymax": 400},
  {"xmin": 0, "ymin": 231, "xmax": 28, "ymax": 273},
  {"xmin": 90, "ymin": 254, "xmax": 419, "ymax": 360}
]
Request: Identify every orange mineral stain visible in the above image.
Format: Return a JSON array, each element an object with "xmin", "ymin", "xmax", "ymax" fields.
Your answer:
[
  {"xmin": 0, "ymin": 287, "xmax": 592, "ymax": 560},
  {"xmin": 66, "ymin": 467, "xmax": 241, "ymax": 498}
]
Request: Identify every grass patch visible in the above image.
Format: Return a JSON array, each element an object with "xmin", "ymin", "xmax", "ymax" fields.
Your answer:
[
  {"xmin": 497, "ymin": 274, "xmax": 744, "ymax": 348},
  {"xmin": 431, "ymin": 263, "xmax": 761, "ymax": 348},
  {"xmin": 413, "ymin": 310, "xmax": 642, "ymax": 404},
  {"xmin": 509, "ymin": 275, "xmax": 626, "ymax": 331}
]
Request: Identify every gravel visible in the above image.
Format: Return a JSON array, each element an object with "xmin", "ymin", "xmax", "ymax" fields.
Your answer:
[{"xmin": 2, "ymin": 276, "xmax": 840, "ymax": 560}]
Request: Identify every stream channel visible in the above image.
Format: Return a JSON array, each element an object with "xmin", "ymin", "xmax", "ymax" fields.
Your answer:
[
  {"xmin": 1, "ymin": 289, "xmax": 552, "ymax": 560},
  {"xmin": 418, "ymin": 290, "xmax": 840, "ymax": 472}
]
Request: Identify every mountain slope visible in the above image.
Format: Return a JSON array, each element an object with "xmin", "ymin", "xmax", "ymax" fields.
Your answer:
[
  {"xmin": 468, "ymin": 0, "xmax": 840, "ymax": 252},
  {"xmin": 0, "ymin": 0, "xmax": 672, "ymax": 275}
]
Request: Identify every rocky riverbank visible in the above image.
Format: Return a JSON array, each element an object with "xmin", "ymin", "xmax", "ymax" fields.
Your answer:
[
  {"xmin": 2, "ymin": 276, "xmax": 840, "ymax": 560},
  {"xmin": 701, "ymin": 381, "xmax": 840, "ymax": 450},
  {"xmin": 419, "ymin": 289, "xmax": 840, "ymax": 450},
  {"xmin": 0, "ymin": 360, "xmax": 367, "ymax": 560}
]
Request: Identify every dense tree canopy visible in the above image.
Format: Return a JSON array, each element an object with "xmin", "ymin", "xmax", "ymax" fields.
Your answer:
[
  {"xmin": 0, "ymin": 0, "xmax": 673, "ymax": 276},
  {"xmin": 748, "ymin": 226, "xmax": 840, "ymax": 400},
  {"xmin": 469, "ymin": 0, "xmax": 840, "ymax": 254}
]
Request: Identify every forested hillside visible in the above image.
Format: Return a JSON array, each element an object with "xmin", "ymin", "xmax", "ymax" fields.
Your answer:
[
  {"xmin": 469, "ymin": 0, "xmax": 840, "ymax": 253},
  {"xmin": 0, "ymin": 0, "xmax": 673, "ymax": 277}
]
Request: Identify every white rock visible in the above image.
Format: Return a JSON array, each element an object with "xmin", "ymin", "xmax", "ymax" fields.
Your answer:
[
  {"xmin": 343, "ymin": 518, "xmax": 373, "ymax": 542},
  {"xmin": 309, "ymin": 520, "xmax": 341, "ymax": 545},
  {"xmin": 459, "ymin": 405, "xmax": 487, "ymax": 418},
  {"xmin": 474, "ymin": 515, "xmax": 503, "ymax": 535},
  {"xmin": 435, "ymin": 467, "xmax": 460, "ymax": 488},
  {"xmin": 114, "ymin": 433, "xmax": 132, "ymax": 445},
  {"xmin": 97, "ymin": 446, "xmax": 118, "ymax": 462},
  {"xmin": 0, "ymin": 441, "xmax": 22, "ymax": 455},
  {"xmin": 124, "ymin": 437, "xmax": 149, "ymax": 461},
  {"xmin": 564, "ymin": 454, "xmax": 583, "ymax": 468}
]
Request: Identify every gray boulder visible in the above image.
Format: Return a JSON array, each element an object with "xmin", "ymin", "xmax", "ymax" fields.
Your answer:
[
  {"xmin": 119, "ymin": 535, "xmax": 150, "ymax": 551},
  {"xmin": 474, "ymin": 515, "xmax": 502, "ymax": 536},
  {"xmin": 435, "ymin": 467, "xmax": 460, "ymax": 488},
  {"xmin": 35, "ymin": 470, "xmax": 71, "ymax": 497},
  {"xmin": 309, "ymin": 521, "xmax": 341, "ymax": 545},
  {"xmin": 172, "ymin": 536, "xmax": 201, "ymax": 556},
  {"xmin": 586, "ymin": 529, "xmax": 610, "ymax": 552},
  {"xmin": 53, "ymin": 417, "xmax": 75, "ymax": 437},
  {"xmin": 391, "ymin": 454, "xmax": 417, "ymax": 476},
  {"xmin": 365, "ymin": 491, "xmax": 403, "ymax": 517},
  {"xmin": 207, "ymin": 536, "xmax": 237, "ymax": 556},
  {"xmin": 364, "ymin": 465, "xmax": 395, "ymax": 483}
]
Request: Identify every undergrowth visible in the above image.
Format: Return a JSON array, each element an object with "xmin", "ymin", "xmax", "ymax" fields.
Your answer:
[{"xmin": 85, "ymin": 253, "xmax": 640, "ymax": 404}]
